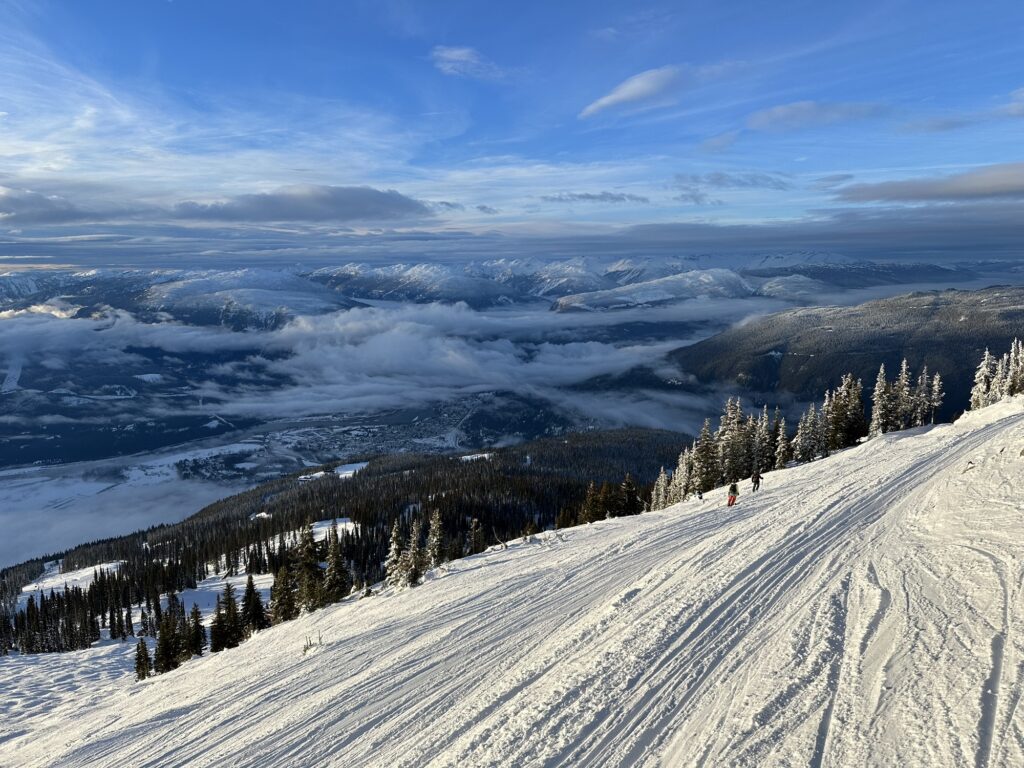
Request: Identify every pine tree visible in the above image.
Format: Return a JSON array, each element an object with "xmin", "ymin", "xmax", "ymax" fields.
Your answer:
[
  {"xmin": 241, "ymin": 574, "xmax": 270, "ymax": 634},
  {"xmin": 426, "ymin": 508, "xmax": 444, "ymax": 570},
  {"xmin": 134, "ymin": 638, "xmax": 152, "ymax": 681},
  {"xmin": 384, "ymin": 521, "xmax": 407, "ymax": 589},
  {"xmin": 154, "ymin": 614, "xmax": 179, "ymax": 673},
  {"xmin": 209, "ymin": 594, "xmax": 225, "ymax": 653},
  {"xmin": 774, "ymin": 419, "xmax": 789, "ymax": 470},
  {"xmin": 970, "ymin": 348, "xmax": 995, "ymax": 409},
  {"xmin": 221, "ymin": 582, "xmax": 242, "ymax": 648},
  {"xmin": 577, "ymin": 482, "xmax": 602, "ymax": 524},
  {"xmin": 651, "ymin": 467, "xmax": 669, "ymax": 510},
  {"xmin": 270, "ymin": 567, "xmax": 298, "ymax": 624},
  {"xmin": 894, "ymin": 358, "xmax": 913, "ymax": 430},
  {"xmin": 188, "ymin": 603, "xmax": 206, "ymax": 656},
  {"xmin": 322, "ymin": 529, "xmax": 352, "ymax": 604},
  {"xmin": 619, "ymin": 474, "xmax": 642, "ymax": 516},
  {"xmin": 466, "ymin": 517, "xmax": 486, "ymax": 555},
  {"xmin": 869, "ymin": 364, "xmax": 894, "ymax": 438},
  {"xmin": 691, "ymin": 419, "xmax": 721, "ymax": 493},
  {"xmin": 929, "ymin": 373, "xmax": 944, "ymax": 422},
  {"xmin": 295, "ymin": 522, "xmax": 323, "ymax": 612},
  {"xmin": 402, "ymin": 517, "xmax": 425, "ymax": 586}
]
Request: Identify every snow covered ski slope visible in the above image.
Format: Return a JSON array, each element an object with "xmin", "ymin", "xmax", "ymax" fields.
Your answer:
[{"xmin": 3, "ymin": 401, "xmax": 1024, "ymax": 767}]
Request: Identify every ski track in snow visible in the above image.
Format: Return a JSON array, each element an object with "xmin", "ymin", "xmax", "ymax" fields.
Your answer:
[{"xmin": 3, "ymin": 402, "xmax": 1024, "ymax": 766}]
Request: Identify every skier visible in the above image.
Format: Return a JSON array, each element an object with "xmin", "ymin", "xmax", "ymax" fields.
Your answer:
[
  {"xmin": 751, "ymin": 469, "xmax": 761, "ymax": 492},
  {"xmin": 727, "ymin": 482, "xmax": 739, "ymax": 507}
]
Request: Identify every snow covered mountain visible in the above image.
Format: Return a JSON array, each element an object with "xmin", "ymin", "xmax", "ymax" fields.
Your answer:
[
  {"xmin": 553, "ymin": 268, "xmax": 755, "ymax": 312},
  {"xmin": 4, "ymin": 399, "xmax": 1024, "ymax": 766}
]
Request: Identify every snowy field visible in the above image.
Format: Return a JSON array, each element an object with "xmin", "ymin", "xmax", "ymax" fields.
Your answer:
[{"xmin": 2, "ymin": 402, "xmax": 1024, "ymax": 766}]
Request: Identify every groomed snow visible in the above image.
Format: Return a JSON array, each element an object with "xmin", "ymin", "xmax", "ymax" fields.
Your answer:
[{"xmin": 2, "ymin": 401, "xmax": 1024, "ymax": 766}]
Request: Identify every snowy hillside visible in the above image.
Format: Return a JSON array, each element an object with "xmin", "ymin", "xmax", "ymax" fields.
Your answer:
[
  {"xmin": 553, "ymin": 268, "xmax": 754, "ymax": 312},
  {"xmin": 4, "ymin": 401, "xmax": 1024, "ymax": 766}
]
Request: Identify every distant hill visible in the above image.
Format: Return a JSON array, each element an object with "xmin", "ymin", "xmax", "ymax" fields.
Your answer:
[{"xmin": 669, "ymin": 286, "xmax": 1024, "ymax": 417}]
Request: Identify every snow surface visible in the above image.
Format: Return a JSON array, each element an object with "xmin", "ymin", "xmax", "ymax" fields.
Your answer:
[{"xmin": 3, "ymin": 401, "xmax": 1024, "ymax": 766}]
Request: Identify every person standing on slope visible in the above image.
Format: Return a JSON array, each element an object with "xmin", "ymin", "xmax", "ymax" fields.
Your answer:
[
  {"xmin": 751, "ymin": 469, "xmax": 761, "ymax": 492},
  {"xmin": 727, "ymin": 482, "xmax": 739, "ymax": 507}
]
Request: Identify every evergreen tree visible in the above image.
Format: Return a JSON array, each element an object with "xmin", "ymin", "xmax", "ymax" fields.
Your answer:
[
  {"xmin": 466, "ymin": 517, "xmax": 486, "ymax": 555},
  {"xmin": 221, "ymin": 582, "xmax": 242, "ymax": 648},
  {"xmin": 425, "ymin": 508, "xmax": 444, "ymax": 570},
  {"xmin": 209, "ymin": 594, "xmax": 225, "ymax": 653},
  {"xmin": 929, "ymin": 373, "xmax": 944, "ymax": 422},
  {"xmin": 894, "ymin": 358, "xmax": 913, "ymax": 429},
  {"xmin": 270, "ymin": 567, "xmax": 299, "ymax": 624},
  {"xmin": 134, "ymin": 638, "xmax": 152, "ymax": 681},
  {"xmin": 153, "ymin": 614, "xmax": 179, "ymax": 673},
  {"xmin": 619, "ymin": 474, "xmax": 643, "ymax": 516},
  {"xmin": 322, "ymin": 529, "xmax": 352, "ymax": 604},
  {"xmin": 188, "ymin": 603, "xmax": 206, "ymax": 656},
  {"xmin": 241, "ymin": 574, "xmax": 270, "ymax": 634},
  {"xmin": 650, "ymin": 467, "xmax": 669, "ymax": 510},
  {"xmin": 295, "ymin": 522, "xmax": 323, "ymax": 612},
  {"xmin": 384, "ymin": 521, "xmax": 407, "ymax": 589},
  {"xmin": 774, "ymin": 419, "xmax": 789, "ymax": 470},
  {"xmin": 402, "ymin": 517, "xmax": 425, "ymax": 587},
  {"xmin": 969, "ymin": 348, "xmax": 995, "ymax": 409},
  {"xmin": 869, "ymin": 364, "xmax": 895, "ymax": 438},
  {"xmin": 691, "ymin": 419, "xmax": 721, "ymax": 493}
]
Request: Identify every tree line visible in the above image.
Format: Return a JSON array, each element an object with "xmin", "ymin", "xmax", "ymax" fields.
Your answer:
[{"xmin": 649, "ymin": 361, "xmax": 943, "ymax": 511}]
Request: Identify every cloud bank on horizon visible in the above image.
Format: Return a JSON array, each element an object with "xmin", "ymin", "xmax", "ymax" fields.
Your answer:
[{"xmin": 0, "ymin": 0, "xmax": 1022, "ymax": 264}]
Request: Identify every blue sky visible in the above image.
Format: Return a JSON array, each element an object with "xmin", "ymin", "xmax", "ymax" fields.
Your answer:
[{"xmin": 1, "ymin": 0, "xmax": 1022, "ymax": 263}]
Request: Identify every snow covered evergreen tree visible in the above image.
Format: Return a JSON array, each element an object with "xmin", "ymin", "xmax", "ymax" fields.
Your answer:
[
  {"xmin": 774, "ymin": 419, "xmax": 789, "ymax": 470},
  {"xmin": 384, "ymin": 521, "xmax": 407, "ymax": 589},
  {"xmin": 651, "ymin": 467, "xmax": 669, "ymax": 510},
  {"xmin": 426, "ymin": 508, "xmax": 444, "ymax": 570},
  {"xmin": 870, "ymin": 364, "xmax": 896, "ymax": 438},
  {"xmin": 691, "ymin": 419, "xmax": 720, "ymax": 493},
  {"xmin": 402, "ymin": 517, "xmax": 425, "ymax": 587},
  {"xmin": 969, "ymin": 348, "xmax": 995, "ymax": 409}
]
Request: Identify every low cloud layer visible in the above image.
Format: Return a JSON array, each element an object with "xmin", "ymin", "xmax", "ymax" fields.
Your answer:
[
  {"xmin": 540, "ymin": 191, "xmax": 650, "ymax": 204},
  {"xmin": 174, "ymin": 184, "xmax": 433, "ymax": 223},
  {"xmin": 834, "ymin": 163, "xmax": 1024, "ymax": 202}
]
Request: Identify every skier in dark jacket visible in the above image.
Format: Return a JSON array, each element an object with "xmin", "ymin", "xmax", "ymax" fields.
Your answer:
[
  {"xmin": 727, "ymin": 482, "xmax": 739, "ymax": 507},
  {"xmin": 751, "ymin": 469, "xmax": 761, "ymax": 492}
]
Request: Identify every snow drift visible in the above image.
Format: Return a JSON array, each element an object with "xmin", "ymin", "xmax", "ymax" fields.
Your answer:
[{"xmin": 3, "ymin": 400, "xmax": 1024, "ymax": 766}]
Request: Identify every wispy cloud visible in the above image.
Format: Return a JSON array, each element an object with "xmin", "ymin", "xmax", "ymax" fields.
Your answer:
[
  {"xmin": 904, "ymin": 87, "xmax": 1024, "ymax": 132},
  {"xmin": 745, "ymin": 100, "xmax": 888, "ymax": 131},
  {"xmin": 833, "ymin": 163, "xmax": 1024, "ymax": 202},
  {"xmin": 540, "ymin": 191, "xmax": 650, "ymax": 204},
  {"xmin": 430, "ymin": 46, "xmax": 505, "ymax": 79},
  {"xmin": 579, "ymin": 65, "xmax": 698, "ymax": 119},
  {"xmin": 672, "ymin": 171, "xmax": 790, "ymax": 205}
]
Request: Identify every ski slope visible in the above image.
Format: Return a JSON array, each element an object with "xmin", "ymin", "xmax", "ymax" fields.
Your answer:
[{"xmin": 3, "ymin": 401, "xmax": 1024, "ymax": 767}]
